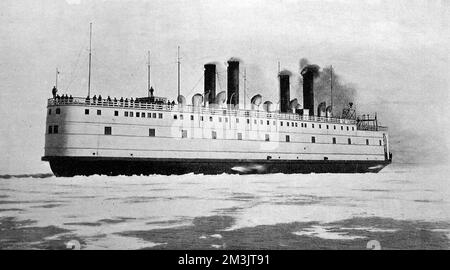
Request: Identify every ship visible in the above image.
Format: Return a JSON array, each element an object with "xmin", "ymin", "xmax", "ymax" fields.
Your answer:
[{"xmin": 42, "ymin": 25, "xmax": 392, "ymax": 177}]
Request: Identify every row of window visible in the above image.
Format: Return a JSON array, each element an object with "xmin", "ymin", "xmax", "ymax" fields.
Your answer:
[
  {"xmin": 48, "ymin": 108, "xmax": 61, "ymax": 115},
  {"xmin": 103, "ymin": 127, "xmax": 156, "ymax": 137},
  {"xmin": 179, "ymin": 129, "xmax": 381, "ymax": 145},
  {"xmin": 48, "ymin": 125, "xmax": 59, "ymax": 134},
  {"xmin": 84, "ymin": 109, "xmax": 103, "ymax": 115},
  {"xmin": 122, "ymin": 111, "xmax": 163, "ymax": 119},
  {"xmin": 53, "ymin": 108, "xmax": 355, "ymax": 132},
  {"xmin": 82, "ymin": 108, "xmax": 164, "ymax": 119},
  {"xmin": 174, "ymin": 114, "xmax": 356, "ymax": 131},
  {"xmin": 52, "ymin": 125, "xmax": 382, "ymax": 146}
]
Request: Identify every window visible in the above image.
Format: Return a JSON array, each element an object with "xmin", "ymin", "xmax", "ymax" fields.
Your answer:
[
  {"xmin": 210, "ymin": 116, "xmax": 213, "ymax": 122},
  {"xmin": 141, "ymin": 113, "xmax": 145, "ymax": 118},
  {"xmin": 311, "ymin": 136, "xmax": 316, "ymax": 143},
  {"xmin": 53, "ymin": 125, "xmax": 59, "ymax": 134},
  {"xmin": 334, "ymin": 125, "xmax": 336, "ymax": 130},
  {"xmin": 247, "ymin": 119, "xmax": 250, "ymax": 124},
  {"xmin": 158, "ymin": 113, "xmax": 163, "ymax": 119},
  {"xmin": 219, "ymin": 117, "xmax": 222, "ymax": 122},
  {"xmin": 190, "ymin": 115, "xmax": 194, "ymax": 121},
  {"xmin": 124, "ymin": 111, "xmax": 128, "ymax": 117},
  {"xmin": 348, "ymin": 138, "xmax": 352, "ymax": 144},
  {"xmin": 85, "ymin": 109, "xmax": 89, "ymax": 115},
  {"xmin": 291, "ymin": 122, "xmax": 294, "ymax": 127},
  {"xmin": 312, "ymin": 124, "xmax": 314, "ymax": 128},
  {"xmin": 97, "ymin": 110, "xmax": 101, "ymax": 115},
  {"xmin": 352, "ymin": 127, "xmax": 355, "ymax": 131},
  {"xmin": 180, "ymin": 114, "xmax": 184, "ymax": 120},
  {"xmin": 237, "ymin": 133, "xmax": 242, "ymax": 140},
  {"xmin": 341, "ymin": 126, "xmax": 343, "ymax": 130},
  {"xmin": 48, "ymin": 109, "xmax": 52, "ymax": 115},
  {"xmin": 286, "ymin": 135, "xmax": 290, "ymax": 142},
  {"xmin": 280, "ymin": 121, "xmax": 283, "ymax": 126},
  {"xmin": 147, "ymin": 113, "xmax": 151, "ymax": 118},
  {"xmin": 319, "ymin": 124, "xmax": 321, "ymax": 129},
  {"xmin": 287, "ymin": 122, "xmax": 289, "ymax": 127},
  {"xmin": 236, "ymin": 118, "xmax": 239, "ymax": 123},
  {"xmin": 265, "ymin": 134, "xmax": 270, "ymax": 141},
  {"xmin": 332, "ymin": 137, "xmax": 336, "ymax": 144},
  {"xmin": 149, "ymin": 128, "xmax": 155, "ymax": 137},
  {"xmin": 326, "ymin": 125, "xmax": 329, "ymax": 129},
  {"xmin": 295, "ymin": 123, "xmax": 298, "ymax": 127},
  {"xmin": 136, "ymin": 112, "xmax": 140, "ymax": 117},
  {"xmin": 379, "ymin": 140, "xmax": 382, "ymax": 146},
  {"xmin": 174, "ymin": 115, "xmax": 177, "ymax": 120},
  {"xmin": 130, "ymin": 112, "xmax": 134, "ymax": 117},
  {"xmin": 347, "ymin": 126, "xmax": 349, "ymax": 131},
  {"xmin": 304, "ymin": 123, "xmax": 307, "ymax": 128},
  {"xmin": 114, "ymin": 111, "xmax": 119, "ymax": 116},
  {"xmin": 104, "ymin": 126, "xmax": 111, "ymax": 135},
  {"xmin": 260, "ymin": 120, "xmax": 263, "ymax": 125},
  {"xmin": 225, "ymin": 118, "xmax": 228, "ymax": 123},
  {"xmin": 152, "ymin": 113, "xmax": 156, "ymax": 118},
  {"xmin": 201, "ymin": 116, "xmax": 204, "ymax": 121},
  {"xmin": 267, "ymin": 120, "xmax": 270, "ymax": 125},
  {"xmin": 212, "ymin": 131, "xmax": 217, "ymax": 139},
  {"xmin": 48, "ymin": 126, "xmax": 53, "ymax": 134},
  {"xmin": 181, "ymin": 130, "xmax": 187, "ymax": 138},
  {"xmin": 301, "ymin": 123, "xmax": 304, "ymax": 128},
  {"xmin": 56, "ymin": 108, "xmax": 61, "ymax": 114},
  {"xmin": 254, "ymin": 119, "xmax": 257, "ymax": 124},
  {"xmin": 366, "ymin": 139, "xmax": 369, "ymax": 145}
]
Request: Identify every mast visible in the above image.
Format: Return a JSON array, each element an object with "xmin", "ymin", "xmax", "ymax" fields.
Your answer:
[
  {"xmin": 244, "ymin": 68, "xmax": 247, "ymax": 110},
  {"xmin": 147, "ymin": 50, "xmax": 151, "ymax": 98},
  {"xmin": 88, "ymin": 22, "xmax": 92, "ymax": 97},
  {"xmin": 330, "ymin": 65, "xmax": 333, "ymax": 112},
  {"xmin": 55, "ymin": 68, "xmax": 59, "ymax": 89},
  {"xmin": 277, "ymin": 61, "xmax": 280, "ymax": 112},
  {"xmin": 177, "ymin": 46, "xmax": 180, "ymax": 98}
]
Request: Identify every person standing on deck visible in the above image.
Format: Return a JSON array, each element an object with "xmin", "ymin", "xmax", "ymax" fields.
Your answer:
[{"xmin": 52, "ymin": 86, "xmax": 57, "ymax": 99}]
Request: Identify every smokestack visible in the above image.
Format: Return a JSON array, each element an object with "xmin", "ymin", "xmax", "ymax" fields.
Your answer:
[
  {"xmin": 227, "ymin": 59, "xmax": 239, "ymax": 108},
  {"xmin": 278, "ymin": 70, "xmax": 291, "ymax": 113},
  {"xmin": 301, "ymin": 65, "xmax": 320, "ymax": 116},
  {"xmin": 204, "ymin": 64, "xmax": 216, "ymax": 105}
]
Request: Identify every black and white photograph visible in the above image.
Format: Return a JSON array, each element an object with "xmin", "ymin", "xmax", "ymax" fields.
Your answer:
[{"xmin": 0, "ymin": 0, "xmax": 449, "ymax": 254}]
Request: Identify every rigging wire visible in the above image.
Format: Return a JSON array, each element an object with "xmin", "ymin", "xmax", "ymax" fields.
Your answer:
[
  {"xmin": 186, "ymin": 73, "xmax": 204, "ymax": 97},
  {"xmin": 65, "ymin": 45, "xmax": 86, "ymax": 91}
]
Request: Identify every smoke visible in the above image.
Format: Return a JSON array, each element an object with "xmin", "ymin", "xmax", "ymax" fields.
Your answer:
[
  {"xmin": 228, "ymin": 57, "xmax": 243, "ymax": 63},
  {"xmin": 315, "ymin": 65, "xmax": 357, "ymax": 117},
  {"xmin": 278, "ymin": 69, "xmax": 292, "ymax": 76},
  {"xmin": 297, "ymin": 59, "xmax": 357, "ymax": 117},
  {"xmin": 299, "ymin": 58, "xmax": 309, "ymax": 70},
  {"xmin": 301, "ymin": 64, "xmax": 320, "ymax": 78}
]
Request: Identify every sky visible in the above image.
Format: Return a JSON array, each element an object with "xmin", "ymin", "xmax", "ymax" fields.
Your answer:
[{"xmin": 0, "ymin": 0, "xmax": 448, "ymax": 173}]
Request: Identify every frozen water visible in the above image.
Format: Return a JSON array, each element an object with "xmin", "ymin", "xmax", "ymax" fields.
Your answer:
[{"xmin": 1, "ymin": 163, "xmax": 449, "ymax": 249}]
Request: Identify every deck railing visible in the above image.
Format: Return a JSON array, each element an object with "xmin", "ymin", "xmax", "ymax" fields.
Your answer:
[
  {"xmin": 357, "ymin": 125, "xmax": 388, "ymax": 132},
  {"xmin": 48, "ymin": 97, "xmax": 361, "ymax": 125}
]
